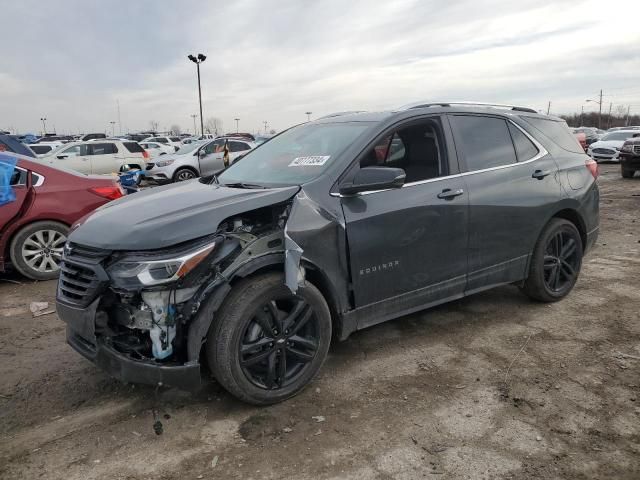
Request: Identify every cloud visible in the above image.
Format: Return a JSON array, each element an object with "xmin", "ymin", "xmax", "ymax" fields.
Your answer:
[{"xmin": 1, "ymin": 0, "xmax": 639, "ymax": 134}]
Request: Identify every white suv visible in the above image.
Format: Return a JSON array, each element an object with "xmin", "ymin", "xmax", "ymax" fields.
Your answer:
[
  {"xmin": 41, "ymin": 140, "xmax": 149, "ymax": 174},
  {"xmin": 146, "ymin": 138, "xmax": 255, "ymax": 182}
]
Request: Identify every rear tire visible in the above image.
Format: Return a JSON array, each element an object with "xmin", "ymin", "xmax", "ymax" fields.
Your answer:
[
  {"xmin": 520, "ymin": 219, "xmax": 583, "ymax": 303},
  {"xmin": 206, "ymin": 273, "xmax": 332, "ymax": 405},
  {"xmin": 9, "ymin": 221, "xmax": 69, "ymax": 280},
  {"xmin": 621, "ymin": 167, "xmax": 635, "ymax": 178}
]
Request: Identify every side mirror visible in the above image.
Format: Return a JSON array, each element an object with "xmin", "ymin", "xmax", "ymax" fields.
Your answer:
[
  {"xmin": 339, "ymin": 166, "xmax": 405, "ymax": 195},
  {"xmin": 199, "ymin": 150, "xmax": 207, "ymax": 157}
]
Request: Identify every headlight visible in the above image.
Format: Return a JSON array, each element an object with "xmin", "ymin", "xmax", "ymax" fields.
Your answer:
[
  {"xmin": 107, "ymin": 239, "xmax": 216, "ymax": 288},
  {"xmin": 155, "ymin": 159, "xmax": 175, "ymax": 167},
  {"xmin": 621, "ymin": 143, "xmax": 632, "ymax": 153}
]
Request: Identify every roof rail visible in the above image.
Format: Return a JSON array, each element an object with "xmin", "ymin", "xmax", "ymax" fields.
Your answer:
[
  {"xmin": 315, "ymin": 111, "xmax": 367, "ymax": 120},
  {"xmin": 399, "ymin": 101, "xmax": 538, "ymax": 114}
]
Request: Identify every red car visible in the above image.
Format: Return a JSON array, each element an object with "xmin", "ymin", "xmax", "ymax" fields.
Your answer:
[{"xmin": 0, "ymin": 153, "xmax": 123, "ymax": 280}]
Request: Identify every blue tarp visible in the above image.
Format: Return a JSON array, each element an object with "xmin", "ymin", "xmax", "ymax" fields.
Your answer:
[{"xmin": 0, "ymin": 153, "xmax": 18, "ymax": 206}]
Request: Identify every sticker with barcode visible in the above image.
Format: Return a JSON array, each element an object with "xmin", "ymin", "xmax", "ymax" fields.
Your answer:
[{"xmin": 288, "ymin": 155, "xmax": 330, "ymax": 167}]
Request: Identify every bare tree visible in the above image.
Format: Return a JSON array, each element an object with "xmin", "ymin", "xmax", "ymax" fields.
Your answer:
[
  {"xmin": 204, "ymin": 117, "xmax": 223, "ymax": 136},
  {"xmin": 615, "ymin": 105, "xmax": 627, "ymax": 118},
  {"xmin": 149, "ymin": 120, "xmax": 159, "ymax": 133},
  {"xmin": 169, "ymin": 124, "xmax": 182, "ymax": 135}
]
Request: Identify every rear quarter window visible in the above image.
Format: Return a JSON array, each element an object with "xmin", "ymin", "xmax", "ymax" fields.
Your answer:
[
  {"xmin": 520, "ymin": 117, "xmax": 584, "ymax": 154},
  {"xmin": 123, "ymin": 142, "xmax": 145, "ymax": 153}
]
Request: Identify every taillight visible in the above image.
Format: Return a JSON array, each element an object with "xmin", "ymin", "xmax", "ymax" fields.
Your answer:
[
  {"xmin": 142, "ymin": 150, "xmax": 150, "ymax": 159},
  {"xmin": 585, "ymin": 158, "xmax": 599, "ymax": 179},
  {"xmin": 89, "ymin": 185, "xmax": 124, "ymax": 200}
]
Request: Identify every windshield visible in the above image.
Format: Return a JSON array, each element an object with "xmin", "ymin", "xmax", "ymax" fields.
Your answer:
[
  {"xmin": 602, "ymin": 132, "xmax": 636, "ymax": 142},
  {"xmin": 175, "ymin": 141, "xmax": 204, "ymax": 155},
  {"xmin": 217, "ymin": 122, "xmax": 371, "ymax": 186}
]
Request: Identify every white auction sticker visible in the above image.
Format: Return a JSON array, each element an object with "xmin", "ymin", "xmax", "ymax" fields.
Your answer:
[{"xmin": 288, "ymin": 155, "xmax": 330, "ymax": 167}]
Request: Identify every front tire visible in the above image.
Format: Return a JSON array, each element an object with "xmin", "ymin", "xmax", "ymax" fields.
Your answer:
[
  {"xmin": 173, "ymin": 168, "xmax": 197, "ymax": 182},
  {"xmin": 206, "ymin": 273, "xmax": 332, "ymax": 405},
  {"xmin": 9, "ymin": 221, "xmax": 69, "ymax": 280},
  {"xmin": 621, "ymin": 167, "xmax": 635, "ymax": 179},
  {"xmin": 521, "ymin": 219, "xmax": 583, "ymax": 302}
]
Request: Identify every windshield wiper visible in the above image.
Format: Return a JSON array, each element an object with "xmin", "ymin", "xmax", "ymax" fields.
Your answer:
[{"xmin": 221, "ymin": 182, "xmax": 266, "ymax": 189}]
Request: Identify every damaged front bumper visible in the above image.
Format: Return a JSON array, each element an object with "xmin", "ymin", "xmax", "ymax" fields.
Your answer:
[{"xmin": 59, "ymin": 298, "xmax": 202, "ymax": 391}]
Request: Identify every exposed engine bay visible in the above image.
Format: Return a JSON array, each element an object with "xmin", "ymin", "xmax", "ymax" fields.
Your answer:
[{"xmin": 95, "ymin": 203, "xmax": 293, "ymax": 363}]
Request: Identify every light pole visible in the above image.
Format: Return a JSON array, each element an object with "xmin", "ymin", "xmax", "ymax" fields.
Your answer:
[
  {"xmin": 586, "ymin": 89, "xmax": 603, "ymax": 128},
  {"xmin": 109, "ymin": 121, "xmax": 116, "ymax": 136},
  {"xmin": 188, "ymin": 53, "xmax": 207, "ymax": 136},
  {"xmin": 234, "ymin": 118, "xmax": 240, "ymax": 133},
  {"xmin": 40, "ymin": 117, "xmax": 47, "ymax": 135},
  {"xmin": 305, "ymin": 111, "xmax": 312, "ymax": 122},
  {"xmin": 263, "ymin": 121, "xmax": 268, "ymax": 133},
  {"xmin": 190, "ymin": 114, "xmax": 198, "ymax": 135}
]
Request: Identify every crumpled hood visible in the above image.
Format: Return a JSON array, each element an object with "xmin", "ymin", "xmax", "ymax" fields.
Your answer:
[{"xmin": 69, "ymin": 180, "xmax": 299, "ymax": 250}]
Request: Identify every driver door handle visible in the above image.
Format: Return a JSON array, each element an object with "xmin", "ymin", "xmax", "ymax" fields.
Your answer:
[
  {"xmin": 532, "ymin": 169, "xmax": 551, "ymax": 179},
  {"xmin": 437, "ymin": 188, "xmax": 464, "ymax": 200}
]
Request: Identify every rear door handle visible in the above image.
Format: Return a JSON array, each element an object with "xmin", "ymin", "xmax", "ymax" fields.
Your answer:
[
  {"xmin": 532, "ymin": 169, "xmax": 551, "ymax": 179},
  {"xmin": 437, "ymin": 188, "xmax": 464, "ymax": 200}
]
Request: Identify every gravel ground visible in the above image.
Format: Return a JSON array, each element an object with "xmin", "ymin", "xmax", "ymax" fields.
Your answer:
[{"xmin": 1, "ymin": 164, "xmax": 639, "ymax": 480}]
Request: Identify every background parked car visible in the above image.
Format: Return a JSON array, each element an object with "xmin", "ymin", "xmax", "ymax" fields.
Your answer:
[
  {"xmin": 141, "ymin": 136, "xmax": 182, "ymax": 151},
  {"xmin": 27, "ymin": 141, "xmax": 64, "ymax": 156},
  {"xmin": 139, "ymin": 141, "xmax": 175, "ymax": 158},
  {"xmin": 145, "ymin": 137, "xmax": 254, "ymax": 182},
  {"xmin": 0, "ymin": 152, "xmax": 123, "ymax": 280},
  {"xmin": 41, "ymin": 140, "xmax": 149, "ymax": 174},
  {"xmin": 587, "ymin": 130, "xmax": 640, "ymax": 162},
  {"xmin": 79, "ymin": 133, "xmax": 107, "ymax": 142},
  {"xmin": 619, "ymin": 137, "xmax": 640, "ymax": 178}
]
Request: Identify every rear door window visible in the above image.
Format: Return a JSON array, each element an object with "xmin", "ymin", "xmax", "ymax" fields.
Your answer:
[
  {"xmin": 520, "ymin": 117, "xmax": 584, "ymax": 153},
  {"xmin": 229, "ymin": 141, "xmax": 250, "ymax": 152},
  {"xmin": 123, "ymin": 142, "xmax": 145, "ymax": 153},
  {"xmin": 508, "ymin": 123, "xmax": 539, "ymax": 162},
  {"xmin": 450, "ymin": 115, "xmax": 517, "ymax": 171},
  {"xmin": 10, "ymin": 167, "xmax": 27, "ymax": 186},
  {"xmin": 89, "ymin": 143, "xmax": 118, "ymax": 155}
]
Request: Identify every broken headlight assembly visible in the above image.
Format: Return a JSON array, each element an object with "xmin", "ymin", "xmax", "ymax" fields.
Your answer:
[{"xmin": 107, "ymin": 238, "xmax": 217, "ymax": 289}]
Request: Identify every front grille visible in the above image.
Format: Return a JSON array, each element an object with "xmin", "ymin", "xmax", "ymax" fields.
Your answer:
[
  {"xmin": 66, "ymin": 242, "xmax": 110, "ymax": 259},
  {"xmin": 57, "ymin": 243, "xmax": 110, "ymax": 307},
  {"xmin": 633, "ymin": 145, "xmax": 640, "ymax": 154},
  {"xmin": 146, "ymin": 163, "xmax": 155, "ymax": 170},
  {"xmin": 592, "ymin": 148, "xmax": 615, "ymax": 155}
]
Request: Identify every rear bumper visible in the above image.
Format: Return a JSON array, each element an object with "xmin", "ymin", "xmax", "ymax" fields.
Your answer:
[{"xmin": 58, "ymin": 299, "xmax": 201, "ymax": 391}]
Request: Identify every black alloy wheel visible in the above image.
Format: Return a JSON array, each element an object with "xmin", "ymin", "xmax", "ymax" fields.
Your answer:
[
  {"xmin": 240, "ymin": 298, "xmax": 319, "ymax": 390},
  {"xmin": 206, "ymin": 272, "xmax": 332, "ymax": 405},
  {"xmin": 542, "ymin": 230, "xmax": 580, "ymax": 294},
  {"xmin": 521, "ymin": 218, "xmax": 583, "ymax": 302}
]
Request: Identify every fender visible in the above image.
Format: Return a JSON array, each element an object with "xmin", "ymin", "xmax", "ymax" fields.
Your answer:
[{"xmin": 185, "ymin": 251, "xmax": 284, "ymax": 361}]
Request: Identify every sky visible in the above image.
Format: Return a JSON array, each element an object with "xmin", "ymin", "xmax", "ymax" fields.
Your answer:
[{"xmin": 1, "ymin": 0, "xmax": 639, "ymax": 135}]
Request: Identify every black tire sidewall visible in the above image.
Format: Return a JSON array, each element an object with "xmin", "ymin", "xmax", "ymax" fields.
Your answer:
[
  {"xmin": 9, "ymin": 221, "xmax": 69, "ymax": 281},
  {"xmin": 207, "ymin": 273, "xmax": 332, "ymax": 405},
  {"xmin": 524, "ymin": 219, "xmax": 583, "ymax": 302},
  {"xmin": 173, "ymin": 168, "xmax": 196, "ymax": 182}
]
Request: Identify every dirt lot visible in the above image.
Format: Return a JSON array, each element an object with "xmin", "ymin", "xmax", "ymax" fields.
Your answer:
[{"xmin": 1, "ymin": 164, "xmax": 639, "ymax": 480}]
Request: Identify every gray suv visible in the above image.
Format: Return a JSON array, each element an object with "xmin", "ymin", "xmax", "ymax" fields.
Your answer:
[{"xmin": 57, "ymin": 102, "xmax": 599, "ymax": 405}]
